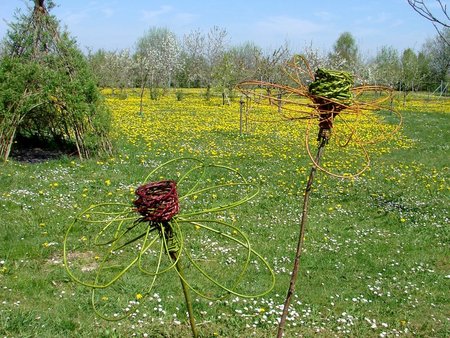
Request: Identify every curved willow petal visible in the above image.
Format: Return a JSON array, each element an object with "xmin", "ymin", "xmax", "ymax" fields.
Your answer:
[
  {"xmin": 63, "ymin": 203, "xmax": 144, "ymax": 289},
  {"xmin": 175, "ymin": 218, "xmax": 275, "ymax": 300},
  {"xmin": 305, "ymin": 118, "xmax": 371, "ymax": 178},
  {"xmin": 91, "ymin": 230, "xmax": 164, "ymax": 321},
  {"xmin": 143, "ymin": 157, "xmax": 206, "ymax": 198},
  {"xmin": 176, "ymin": 218, "xmax": 252, "ymax": 299}
]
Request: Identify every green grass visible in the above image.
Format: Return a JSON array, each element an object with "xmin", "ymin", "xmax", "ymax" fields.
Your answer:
[{"xmin": 0, "ymin": 93, "xmax": 449, "ymax": 337}]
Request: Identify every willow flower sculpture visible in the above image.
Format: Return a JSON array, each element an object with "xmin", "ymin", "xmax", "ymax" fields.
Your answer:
[
  {"xmin": 237, "ymin": 55, "xmax": 402, "ymax": 337},
  {"xmin": 237, "ymin": 55, "xmax": 402, "ymax": 178},
  {"xmin": 63, "ymin": 158, "xmax": 275, "ymax": 338}
]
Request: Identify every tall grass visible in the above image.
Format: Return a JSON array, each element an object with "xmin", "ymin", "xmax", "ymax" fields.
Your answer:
[{"xmin": 0, "ymin": 90, "xmax": 448, "ymax": 337}]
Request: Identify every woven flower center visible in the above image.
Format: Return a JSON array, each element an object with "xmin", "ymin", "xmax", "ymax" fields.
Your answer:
[
  {"xmin": 133, "ymin": 180, "xmax": 179, "ymax": 222},
  {"xmin": 308, "ymin": 68, "xmax": 354, "ymax": 130}
]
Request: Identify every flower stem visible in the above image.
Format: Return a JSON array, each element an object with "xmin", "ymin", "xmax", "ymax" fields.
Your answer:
[
  {"xmin": 170, "ymin": 251, "xmax": 198, "ymax": 338},
  {"xmin": 276, "ymin": 129, "xmax": 329, "ymax": 338}
]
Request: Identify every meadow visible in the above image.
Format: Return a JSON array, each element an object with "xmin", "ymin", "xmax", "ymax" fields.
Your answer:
[{"xmin": 0, "ymin": 88, "xmax": 448, "ymax": 337}]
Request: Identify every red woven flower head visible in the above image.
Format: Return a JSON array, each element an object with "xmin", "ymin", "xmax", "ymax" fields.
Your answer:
[{"xmin": 133, "ymin": 180, "xmax": 179, "ymax": 222}]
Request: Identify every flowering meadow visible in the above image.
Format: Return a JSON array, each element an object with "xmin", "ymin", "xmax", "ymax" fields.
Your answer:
[{"xmin": 0, "ymin": 89, "xmax": 449, "ymax": 337}]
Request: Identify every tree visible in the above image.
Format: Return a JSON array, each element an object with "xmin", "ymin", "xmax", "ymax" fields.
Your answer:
[
  {"xmin": 87, "ymin": 49, "xmax": 133, "ymax": 94},
  {"xmin": 371, "ymin": 46, "xmax": 401, "ymax": 87},
  {"xmin": 135, "ymin": 27, "xmax": 180, "ymax": 89},
  {"xmin": 213, "ymin": 42, "xmax": 262, "ymax": 103},
  {"xmin": 133, "ymin": 52, "xmax": 152, "ymax": 114},
  {"xmin": 407, "ymin": 0, "xmax": 450, "ymax": 45},
  {"xmin": 178, "ymin": 26, "xmax": 230, "ymax": 96},
  {"xmin": 401, "ymin": 48, "xmax": 420, "ymax": 91},
  {"xmin": 0, "ymin": 0, "xmax": 112, "ymax": 161},
  {"xmin": 134, "ymin": 27, "xmax": 180, "ymax": 111},
  {"xmin": 227, "ymin": 42, "xmax": 261, "ymax": 81},
  {"xmin": 87, "ymin": 49, "xmax": 109, "ymax": 88},
  {"xmin": 416, "ymin": 51, "xmax": 433, "ymax": 90},
  {"xmin": 422, "ymin": 27, "xmax": 450, "ymax": 85},
  {"xmin": 205, "ymin": 26, "xmax": 228, "ymax": 99},
  {"xmin": 254, "ymin": 43, "xmax": 290, "ymax": 84},
  {"xmin": 178, "ymin": 29, "xmax": 208, "ymax": 87},
  {"xmin": 328, "ymin": 32, "xmax": 360, "ymax": 71},
  {"xmin": 298, "ymin": 42, "xmax": 368, "ymax": 84}
]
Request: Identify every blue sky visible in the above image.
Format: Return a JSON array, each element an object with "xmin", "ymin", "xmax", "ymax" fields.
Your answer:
[{"xmin": 0, "ymin": 0, "xmax": 446, "ymax": 56}]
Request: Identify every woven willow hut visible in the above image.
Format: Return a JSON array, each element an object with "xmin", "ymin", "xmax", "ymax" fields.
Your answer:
[{"xmin": 0, "ymin": 0, "xmax": 112, "ymax": 161}]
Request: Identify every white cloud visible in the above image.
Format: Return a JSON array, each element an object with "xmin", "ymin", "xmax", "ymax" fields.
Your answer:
[
  {"xmin": 141, "ymin": 5, "xmax": 173, "ymax": 22},
  {"xmin": 245, "ymin": 15, "xmax": 327, "ymax": 49},
  {"xmin": 173, "ymin": 12, "xmax": 197, "ymax": 26},
  {"xmin": 355, "ymin": 12, "xmax": 391, "ymax": 26},
  {"xmin": 58, "ymin": 2, "xmax": 116, "ymax": 26},
  {"xmin": 140, "ymin": 5, "xmax": 197, "ymax": 29},
  {"xmin": 256, "ymin": 16, "xmax": 323, "ymax": 35},
  {"xmin": 314, "ymin": 11, "xmax": 334, "ymax": 22},
  {"xmin": 62, "ymin": 11, "xmax": 89, "ymax": 25},
  {"xmin": 101, "ymin": 7, "xmax": 114, "ymax": 18}
]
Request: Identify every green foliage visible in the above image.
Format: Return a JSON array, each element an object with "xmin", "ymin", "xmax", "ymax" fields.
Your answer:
[
  {"xmin": 423, "ymin": 27, "xmax": 450, "ymax": 84},
  {"xmin": 0, "ymin": 1, "xmax": 112, "ymax": 161},
  {"xmin": 150, "ymin": 87, "xmax": 161, "ymax": 100},
  {"xmin": 175, "ymin": 89, "xmax": 185, "ymax": 101},
  {"xmin": 329, "ymin": 32, "xmax": 359, "ymax": 71},
  {"xmin": 373, "ymin": 46, "xmax": 401, "ymax": 87},
  {"xmin": 0, "ymin": 57, "xmax": 44, "ymax": 160}
]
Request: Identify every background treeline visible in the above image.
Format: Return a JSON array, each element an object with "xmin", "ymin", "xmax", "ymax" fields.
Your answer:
[
  {"xmin": 85, "ymin": 26, "xmax": 450, "ymax": 96},
  {"xmin": 0, "ymin": 0, "xmax": 448, "ymax": 161}
]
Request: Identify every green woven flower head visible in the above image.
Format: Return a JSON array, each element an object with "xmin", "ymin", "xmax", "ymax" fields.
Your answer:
[{"xmin": 308, "ymin": 68, "xmax": 354, "ymax": 108}]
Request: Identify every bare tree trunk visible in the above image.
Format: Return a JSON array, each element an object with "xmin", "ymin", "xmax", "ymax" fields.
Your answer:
[{"xmin": 139, "ymin": 73, "xmax": 148, "ymax": 115}]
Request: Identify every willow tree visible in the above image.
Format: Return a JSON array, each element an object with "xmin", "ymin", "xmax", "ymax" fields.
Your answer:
[{"xmin": 0, "ymin": 0, "xmax": 112, "ymax": 161}]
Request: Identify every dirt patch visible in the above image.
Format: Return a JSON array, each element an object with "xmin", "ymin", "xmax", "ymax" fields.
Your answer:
[{"xmin": 48, "ymin": 251, "xmax": 99, "ymax": 272}]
